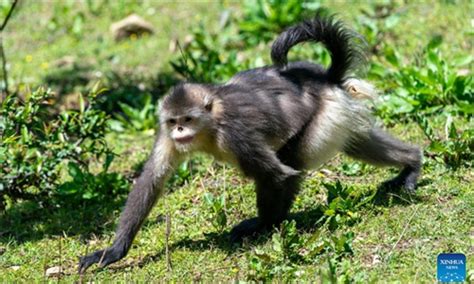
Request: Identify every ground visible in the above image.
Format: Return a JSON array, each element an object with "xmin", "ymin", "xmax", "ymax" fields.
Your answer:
[{"xmin": 0, "ymin": 1, "xmax": 472, "ymax": 282}]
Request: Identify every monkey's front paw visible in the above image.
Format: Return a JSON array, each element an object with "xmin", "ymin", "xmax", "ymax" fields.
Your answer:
[
  {"xmin": 78, "ymin": 250, "xmax": 102, "ymax": 274},
  {"xmin": 78, "ymin": 246, "xmax": 126, "ymax": 274},
  {"xmin": 230, "ymin": 217, "xmax": 264, "ymax": 243}
]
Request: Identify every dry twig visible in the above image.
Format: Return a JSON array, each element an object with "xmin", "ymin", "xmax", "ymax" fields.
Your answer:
[
  {"xmin": 0, "ymin": 0, "xmax": 18, "ymax": 100},
  {"xmin": 165, "ymin": 213, "xmax": 172, "ymax": 272}
]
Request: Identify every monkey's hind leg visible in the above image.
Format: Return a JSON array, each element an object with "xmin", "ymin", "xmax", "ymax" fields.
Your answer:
[{"xmin": 344, "ymin": 127, "xmax": 422, "ymax": 192}]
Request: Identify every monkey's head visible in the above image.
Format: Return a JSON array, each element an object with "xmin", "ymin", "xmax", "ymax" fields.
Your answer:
[{"xmin": 159, "ymin": 83, "xmax": 218, "ymax": 152}]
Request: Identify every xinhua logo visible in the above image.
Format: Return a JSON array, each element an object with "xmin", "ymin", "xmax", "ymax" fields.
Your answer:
[{"xmin": 437, "ymin": 253, "xmax": 466, "ymax": 282}]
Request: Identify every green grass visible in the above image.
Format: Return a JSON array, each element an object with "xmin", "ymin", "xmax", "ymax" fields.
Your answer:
[
  {"xmin": 6, "ymin": 1, "xmax": 224, "ymax": 82},
  {"xmin": 1, "ymin": 124, "xmax": 472, "ymax": 282},
  {"xmin": 1, "ymin": 0, "xmax": 473, "ymax": 282}
]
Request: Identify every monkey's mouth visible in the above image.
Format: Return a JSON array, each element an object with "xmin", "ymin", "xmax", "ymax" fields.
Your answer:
[{"xmin": 175, "ymin": 136, "xmax": 194, "ymax": 144}]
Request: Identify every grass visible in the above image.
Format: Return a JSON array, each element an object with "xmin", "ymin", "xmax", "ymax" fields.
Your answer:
[
  {"xmin": 1, "ymin": 124, "xmax": 472, "ymax": 282},
  {"xmin": 6, "ymin": 1, "xmax": 224, "ymax": 81},
  {"xmin": 1, "ymin": 0, "xmax": 473, "ymax": 282}
]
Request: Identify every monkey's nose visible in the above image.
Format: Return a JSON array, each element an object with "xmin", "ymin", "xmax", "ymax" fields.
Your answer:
[{"xmin": 178, "ymin": 126, "xmax": 183, "ymax": 132}]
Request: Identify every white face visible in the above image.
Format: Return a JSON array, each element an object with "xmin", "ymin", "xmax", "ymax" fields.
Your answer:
[
  {"xmin": 170, "ymin": 116, "xmax": 196, "ymax": 142},
  {"xmin": 162, "ymin": 112, "xmax": 209, "ymax": 153}
]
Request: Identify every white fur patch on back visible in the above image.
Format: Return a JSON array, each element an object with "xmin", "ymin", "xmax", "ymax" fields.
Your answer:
[
  {"xmin": 343, "ymin": 78, "xmax": 377, "ymax": 100},
  {"xmin": 300, "ymin": 87, "xmax": 373, "ymax": 169}
]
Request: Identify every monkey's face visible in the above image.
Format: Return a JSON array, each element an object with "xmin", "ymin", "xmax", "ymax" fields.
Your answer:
[
  {"xmin": 161, "ymin": 108, "xmax": 213, "ymax": 153},
  {"xmin": 160, "ymin": 83, "xmax": 216, "ymax": 152}
]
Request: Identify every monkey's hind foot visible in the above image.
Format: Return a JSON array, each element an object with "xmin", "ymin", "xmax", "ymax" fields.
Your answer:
[{"xmin": 229, "ymin": 217, "xmax": 267, "ymax": 243}]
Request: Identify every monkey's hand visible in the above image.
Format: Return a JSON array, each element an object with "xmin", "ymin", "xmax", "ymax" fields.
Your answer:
[
  {"xmin": 78, "ymin": 245, "xmax": 127, "ymax": 274},
  {"xmin": 380, "ymin": 165, "xmax": 419, "ymax": 194},
  {"xmin": 279, "ymin": 164, "xmax": 300, "ymax": 181},
  {"xmin": 381, "ymin": 177, "xmax": 417, "ymax": 194}
]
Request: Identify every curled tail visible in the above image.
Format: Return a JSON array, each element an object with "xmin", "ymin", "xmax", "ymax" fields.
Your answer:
[{"xmin": 271, "ymin": 15, "xmax": 366, "ymax": 84}]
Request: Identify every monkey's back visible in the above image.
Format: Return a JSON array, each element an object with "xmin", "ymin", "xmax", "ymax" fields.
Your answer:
[{"xmin": 216, "ymin": 62, "xmax": 330, "ymax": 149}]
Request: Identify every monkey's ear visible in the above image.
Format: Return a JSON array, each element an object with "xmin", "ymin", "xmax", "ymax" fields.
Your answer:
[{"xmin": 203, "ymin": 95, "xmax": 213, "ymax": 112}]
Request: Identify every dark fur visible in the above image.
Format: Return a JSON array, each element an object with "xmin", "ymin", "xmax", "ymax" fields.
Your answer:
[
  {"xmin": 78, "ymin": 143, "xmax": 165, "ymax": 272},
  {"xmin": 344, "ymin": 127, "xmax": 422, "ymax": 191},
  {"xmin": 271, "ymin": 14, "xmax": 366, "ymax": 84},
  {"xmin": 78, "ymin": 15, "xmax": 421, "ymax": 273}
]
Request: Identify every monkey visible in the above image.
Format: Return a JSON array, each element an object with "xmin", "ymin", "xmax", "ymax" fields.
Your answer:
[{"xmin": 78, "ymin": 15, "xmax": 421, "ymax": 273}]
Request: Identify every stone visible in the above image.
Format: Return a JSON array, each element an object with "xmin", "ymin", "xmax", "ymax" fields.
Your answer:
[
  {"xmin": 110, "ymin": 14, "xmax": 154, "ymax": 41},
  {"xmin": 45, "ymin": 266, "xmax": 62, "ymax": 277}
]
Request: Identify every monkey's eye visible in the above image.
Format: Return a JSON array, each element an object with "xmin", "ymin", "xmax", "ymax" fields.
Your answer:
[
  {"xmin": 184, "ymin": 116, "xmax": 193, "ymax": 122},
  {"xmin": 168, "ymin": 119, "xmax": 177, "ymax": 125}
]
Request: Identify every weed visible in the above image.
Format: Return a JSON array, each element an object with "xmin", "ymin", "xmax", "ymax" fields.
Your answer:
[
  {"xmin": 56, "ymin": 161, "xmax": 128, "ymax": 203},
  {"xmin": 417, "ymin": 115, "xmax": 473, "ymax": 168},
  {"xmin": 111, "ymin": 93, "xmax": 157, "ymax": 132},
  {"xmin": 0, "ymin": 86, "xmax": 119, "ymax": 208},
  {"xmin": 170, "ymin": 26, "xmax": 243, "ymax": 83},
  {"xmin": 323, "ymin": 181, "xmax": 375, "ymax": 230},
  {"xmin": 168, "ymin": 161, "xmax": 192, "ymax": 187},
  {"xmin": 372, "ymin": 39, "xmax": 473, "ymax": 121},
  {"xmin": 239, "ymin": 0, "xmax": 325, "ymax": 45},
  {"xmin": 203, "ymin": 192, "xmax": 227, "ymax": 232},
  {"xmin": 246, "ymin": 220, "xmax": 356, "ymax": 281}
]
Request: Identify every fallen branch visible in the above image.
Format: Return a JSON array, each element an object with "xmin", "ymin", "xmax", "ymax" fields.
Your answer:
[{"xmin": 165, "ymin": 213, "xmax": 172, "ymax": 272}]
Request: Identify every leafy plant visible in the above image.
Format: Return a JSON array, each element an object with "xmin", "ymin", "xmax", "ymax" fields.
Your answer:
[
  {"xmin": 355, "ymin": 3, "xmax": 402, "ymax": 53},
  {"xmin": 111, "ymin": 93, "xmax": 157, "ymax": 132},
  {"xmin": 170, "ymin": 26, "xmax": 244, "ymax": 83},
  {"xmin": 371, "ymin": 38, "xmax": 473, "ymax": 120},
  {"xmin": 168, "ymin": 161, "xmax": 192, "ymax": 187},
  {"xmin": 244, "ymin": 181, "xmax": 373, "ymax": 280},
  {"xmin": 246, "ymin": 220, "xmax": 302, "ymax": 281},
  {"xmin": 57, "ymin": 161, "xmax": 128, "ymax": 202},
  {"xmin": 239, "ymin": 0, "xmax": 325, "ymax": 45},
  {"xmin": 323, "ymin": 181, "xmax": 375, "ymax": 230},
  {"xmin": 246, "ymin": 220, "xmax": 356, "ymax": 281},
  {"xmin": 340, "ymin": 161, "xmax": 366, "ymax": 176},
  {"xmin": 417, "ymin": 115, "xmax": 473, "ymax": 168},
  {"xmin": 0, "ymin": 87, "xmax": 116, "ymax": 209},
  {"xmin": 271, "ymin": 220, "xmax": 303, "ymax": 262},
  {"xmin": 203, "ymin": 192, "xmax": 227, "ymax": 232}
]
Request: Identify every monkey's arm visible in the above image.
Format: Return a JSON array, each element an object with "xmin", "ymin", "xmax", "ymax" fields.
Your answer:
[
  {"xmin": 227, "ymin": 133, "xmax": 299, "ymax": 181},
  {"xmin": 78, "ymin": 135, "xmax": 178, "ymax": 273},
  {"xmin": 224, "ymin": 133, "xmax": 300, "ymax": 241}
]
